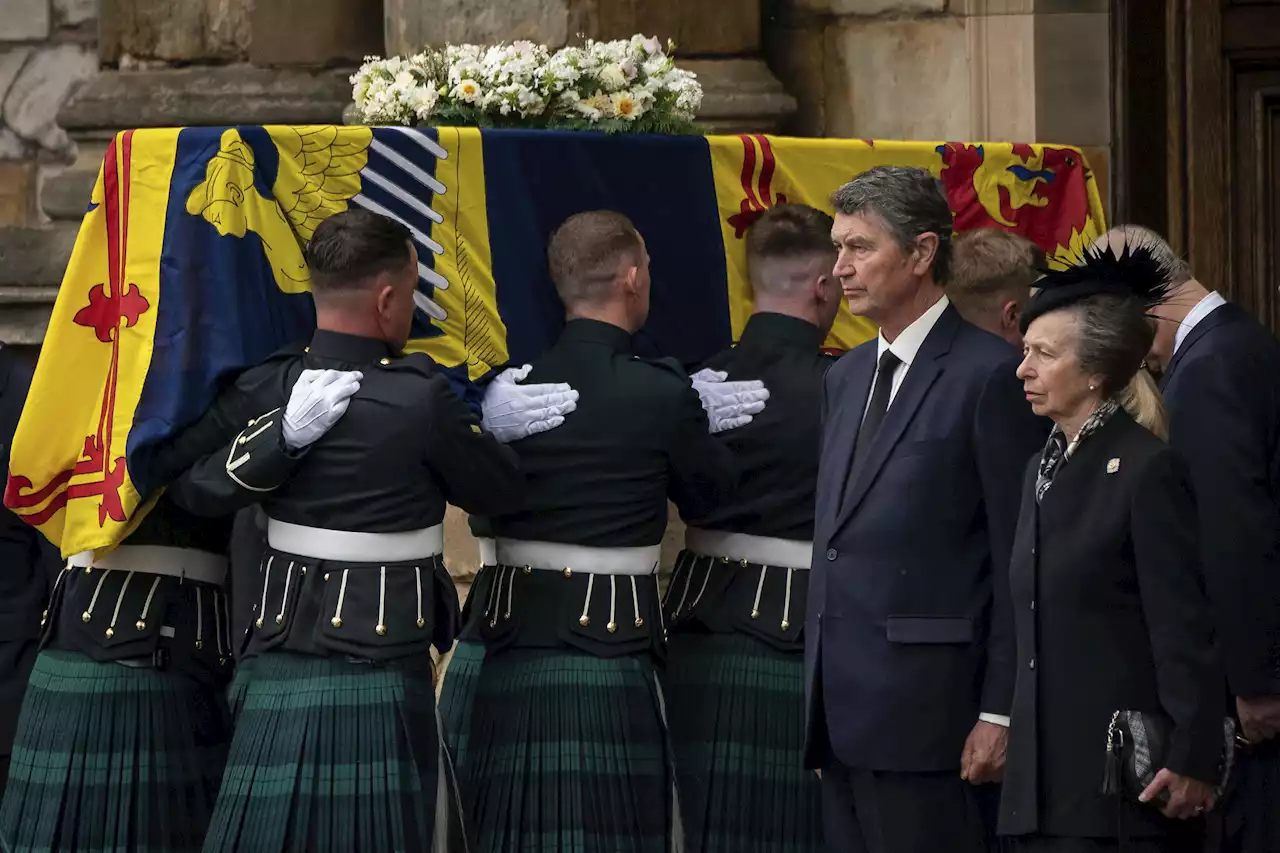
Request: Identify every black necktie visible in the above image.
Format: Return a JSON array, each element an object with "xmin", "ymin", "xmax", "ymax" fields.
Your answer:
[{"xmin": 852, "ymin": 349, "xmax": 901, "ymax": 473}]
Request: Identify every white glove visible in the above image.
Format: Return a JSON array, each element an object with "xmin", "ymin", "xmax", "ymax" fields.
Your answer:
[
  {"xmin": 691, "ymin": 368, "xmax": 769, "ymax": 434},
  {"xmin": 282, "ymin": 368, "xmax": 363, "ymax": 450},
  {"xmin": 481, "ymin": 364, "xmax": 579, "ymax": 444}
]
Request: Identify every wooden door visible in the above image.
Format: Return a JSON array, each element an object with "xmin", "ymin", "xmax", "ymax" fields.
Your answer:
[{"xmin": 1114, "ymin": 0, "xmax": 1280, "ymax": 331}]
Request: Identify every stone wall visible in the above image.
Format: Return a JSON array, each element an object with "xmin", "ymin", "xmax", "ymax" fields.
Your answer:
[
  {"xmin": 764, "ymin": 0, "xmax": 1111, "ymax": 207},
  {"xmin": 0, "ymin": 0, "xmax": 99, "ymax": 343}
]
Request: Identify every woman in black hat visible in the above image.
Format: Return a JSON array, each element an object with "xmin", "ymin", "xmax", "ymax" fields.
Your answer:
[{"xmin": 997, "ymin": 245, "xmax": 1227, "ymax": 852}]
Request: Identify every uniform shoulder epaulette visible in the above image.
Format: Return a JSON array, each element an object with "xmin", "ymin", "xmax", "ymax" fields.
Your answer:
[
  {"xmin": 373, "ymin": 351, "xmax": 440, "ymax": 377},
  {"xmin": 633, "ymin": 355, "xmax": 691, "ymax": 382},
  {"xmin": 267, "ymin": 340, "xmax": 308, "ymax": 362}
]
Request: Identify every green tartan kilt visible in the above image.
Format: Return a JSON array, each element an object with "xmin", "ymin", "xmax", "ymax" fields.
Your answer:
[
  {"xmin": 663, "ymin": 632, "xmax": 823, "ymax": 853},
  {"xmin": 0, "ymin": 649, "xmax": 231, "ymax": 853},
  {"xmin": 438, "ymin": 640, "xmax": 679, "ymax": 853},
  {"xmin": 201, "ymin": 652, "xmax": 467, "ymax": 853}
]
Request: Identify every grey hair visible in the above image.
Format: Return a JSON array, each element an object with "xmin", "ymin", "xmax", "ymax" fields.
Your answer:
[
  {"xmin": 831, "ymin": 166, "xmax": 955, "ymax": 284},
  {"xmin": 1069, "ymin": 293, "xmax": 1154, "ymax": 398},
  {"xmin": 1104, "ymin": 225, "xmax": 1193, "ymax": 287}
]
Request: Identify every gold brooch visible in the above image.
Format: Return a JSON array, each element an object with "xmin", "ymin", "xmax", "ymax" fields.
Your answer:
[{"xmin": 1106, "ymin": 458, "xmax": 1120, "ymax": 474}]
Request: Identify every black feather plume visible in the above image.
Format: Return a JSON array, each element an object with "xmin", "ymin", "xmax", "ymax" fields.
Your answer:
[
  {"xmin": 1036, "ymin": 242, "xmax": 1176, "ymax": 310},
  {"xmin": 1019, "ymin": 240, "xmax": 1178, "ymax": 333}
]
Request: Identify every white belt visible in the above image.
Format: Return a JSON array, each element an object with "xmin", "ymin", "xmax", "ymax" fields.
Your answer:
[
  {"xmin": 494, "ymin": 538, "xmax": 660, "ymax": 576},
  {"xmin": 67, "ymin": 545, "xmax": 228, "ymax": 586},
  {"xmin": 684, "ymin": 528, "xmax": 813, "ymax": 570},
  {"xmin": 477, "ymin": 537, "xmax": 497, "ymax": 567},
  {"xmin": 267, "ymin": 518, "xmax": 444, "ymax": 563}
]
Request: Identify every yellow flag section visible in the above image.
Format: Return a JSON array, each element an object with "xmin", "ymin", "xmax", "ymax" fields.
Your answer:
[
  {"xmin": 707, "ymin": 135, "xmax": 1108, "ymax": 351},
  {"xmin": 6, "ymin": 129, "xmax": 178, "ymax": 557},
  {"xmin": 404, "ymin": 126, "xmax": 509, "ymax": 381}
]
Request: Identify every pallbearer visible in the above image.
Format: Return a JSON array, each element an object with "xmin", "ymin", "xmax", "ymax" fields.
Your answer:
[
  {"xmin": 439, "ymin": 210, "xmax": 767, "ymax": 853},
  {"xmin": 664, "ymin": 204, "xmax": 841, "ymax": 853},
  {"xmin": 0, "ymin": 346, "xmax": 349, "ymax": 852},
  {"xmin": 141, "ymin": 209, "xmax": 574, "ymax": 852}
]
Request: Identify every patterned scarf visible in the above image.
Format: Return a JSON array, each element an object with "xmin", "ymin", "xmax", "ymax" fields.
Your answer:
[{"xmin": 1034, "ymin": 399, "xmax": 1119, "ymax": 504}]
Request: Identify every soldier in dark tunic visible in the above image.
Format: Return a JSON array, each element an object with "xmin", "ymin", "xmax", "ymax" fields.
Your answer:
[
  {"xmin": 143, "ymin": 209, "xmax": 573, "ymax": 852},
  {"xmin": 0, "ymin": 344, "xmax": 326, "ymax": 852},
  {"xmin": 0, "ymin": 345, "xmax": 60, "ymax": 798},
  {"xmin": 438, "ymin": 210, "xmax": 767, "ymax": 853},
  {"xmin": 663, "ymin": 204, "xmax": 841, "ymax": 853}
]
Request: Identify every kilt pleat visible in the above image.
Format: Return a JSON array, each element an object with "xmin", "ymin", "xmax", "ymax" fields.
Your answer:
[
  {"xmin": 0, "ymin": 649, "xmax": 230, "ymax": 853},
  {"xmin": 663, "ymin": 632, "xmax": 822, "ymax": 853},
  {"xmin": 439, "ymin": 641, "xmax": 676, "ymax": 853},
  {"xmin": 201, "ymin": 652, "xmax": 466, "ymax": 853}
]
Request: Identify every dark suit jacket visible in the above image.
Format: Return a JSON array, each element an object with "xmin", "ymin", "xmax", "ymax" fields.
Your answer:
[
  {"xmin": 805, "ymin": 304, "xmax": 1046, "ymax": 772},
  {"xmin": 1160, "ymin": 302, "xmax": 1280, "ymax": 699},
  {"xmin": 999, "ymin": 409, "xmax": 1225, "ymax": 838},
  {"xmin": 0, "ymin": 346, "xmax": 59, "ymax": 777}
]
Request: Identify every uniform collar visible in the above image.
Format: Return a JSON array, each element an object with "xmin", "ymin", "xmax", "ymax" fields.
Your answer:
[
  {"xmin": 560, "ymin": 318, "xmax": 635, "ymax": 353},
  {"xmin": 876, "ymin": 294, "xmax": 950, "ymax": 368},
  {"xmin": 739, "ymin": 312, "xmax": 824, "ymax": 349},
  {"xmin": 307, "ymin": 329, "xmax": 397, "ymax": 364}
]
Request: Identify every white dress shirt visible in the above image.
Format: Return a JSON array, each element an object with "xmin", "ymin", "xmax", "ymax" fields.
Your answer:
[
  {"xmin": 864, "ymin": 294, "xmax": 951, "ymax": 420},
  {"xmin": 867, "ymin": 295, "xmax": 1011, "ymax": 729},
  {"xmin": 1174, "ymin": 291, "xmax": 1226, "ymax": 355}
]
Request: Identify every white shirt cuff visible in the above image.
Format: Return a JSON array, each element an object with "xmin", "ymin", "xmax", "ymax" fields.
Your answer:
[{"xmin": 978, "ymin": 713, "xmax": 1010, "ymax": 728}]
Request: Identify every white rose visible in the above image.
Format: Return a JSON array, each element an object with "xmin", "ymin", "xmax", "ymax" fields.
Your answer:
[{"xmin": 600, "ymin": 64, "xmax": 627, "ymax": 90}]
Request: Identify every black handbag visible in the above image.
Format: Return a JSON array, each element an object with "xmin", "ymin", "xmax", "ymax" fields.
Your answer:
[{"xmin": 1100, "ymin": 710, "xmax": 1239, "ymax": 806}]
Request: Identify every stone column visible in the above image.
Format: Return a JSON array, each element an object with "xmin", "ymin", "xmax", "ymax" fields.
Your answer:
[
  {"xmin": 764, "ymin": 0, "xmax": 1111, "ymax": 208},
  {"xmin": 383, "ymin": 0, "xmax": 797, "ymax": 133}
]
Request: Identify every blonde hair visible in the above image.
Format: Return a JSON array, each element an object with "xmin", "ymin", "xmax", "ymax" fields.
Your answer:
[{"xmin": 1118, "ymin": 368, "xmax": 1168, "ymax": 440}]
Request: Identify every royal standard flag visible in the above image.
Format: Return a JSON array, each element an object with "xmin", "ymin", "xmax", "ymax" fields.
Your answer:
[{"xmin": 5, "ymin": 126, "xmax": 1106, "ymax": 557}]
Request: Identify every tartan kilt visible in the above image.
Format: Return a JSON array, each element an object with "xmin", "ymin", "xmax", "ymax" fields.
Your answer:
[
  {"xmin": 0, "ymin": 649, "xmax": 231, "ymax": 853},
  {"xmin": 438, "ymin": 640, "xmax": 679, "ymax": 853},
  {"xmin": 201, "ymin": 651, "xmax": 467, "ymax": 853},
  {"xmin": 663, "ymin": 632, "xmax": 823, "ymax": 853}
]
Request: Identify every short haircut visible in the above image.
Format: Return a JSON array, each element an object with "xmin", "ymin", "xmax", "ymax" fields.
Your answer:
[
  {"xmin": 304, "ymin": 208, "xmax": 414, "ymax": 294},
  {"xmin": 547, "ymin": 210, "xmax": 644, "ymax": 305},
  {"xmin": 745, "ymin": 204, "xmax": 835, "ymax": 295},
  {"xmin": 948, "ymin": 228, "xmax": 1043, "ymax": 315},
  {"xmin": 831, "ymin": 165, "xmax": 955, "ymax": 284},
  {"xmin": 1104, "ymin": 225, "xmax": 1193, "ymax": 287}
]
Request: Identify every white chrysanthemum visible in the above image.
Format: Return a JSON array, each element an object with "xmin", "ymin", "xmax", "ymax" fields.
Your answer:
[
  {"xmin": 611, "ymin": 91, "xmax": 645, "ymax": 121},
  {"xmin": 453, "ymin": 78, "xmax": 484, "ymax": 103},
  {"xmin": 405, "ymin": 84, "xmax": 439, "ymax": 121}
]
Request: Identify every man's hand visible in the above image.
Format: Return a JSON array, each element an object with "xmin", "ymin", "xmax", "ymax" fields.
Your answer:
[
  {"xmin": 1237, "ymin": 695, "xmax": 1280, "ymax": 743},
  {"xmin": 959, "ymin": 720, "xmax": 1007, "ymax": 785},
  {"xmin": 690, "ymin": 368, "xmax": 769, "ymax": 434},
  {"xmin": 481, "ymin": 364, "xmax": 579, "ymax": 444},
  {"xmin": 283, "ymin": 369, "xmax": 363, "ymax": 450},
  {"xmin": 1140, "ymin": 768, "xmax": 1216, "ymax": 819}
]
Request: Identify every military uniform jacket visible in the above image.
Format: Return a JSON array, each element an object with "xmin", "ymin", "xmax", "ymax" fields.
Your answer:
[
  {"xmin": 141, "ymin": 329, "xmax": 524, "ymax": 663},
  {"xmin": 465, "ymin": 318, "xmax": 737, "ymax": 659},
  {"xmin": 999, "ymin": 409, "xmax": 1225, "ymax": 838},
  {"xmin": 669, "ymin": 312, "xmax": 835, "ymax": 651}
]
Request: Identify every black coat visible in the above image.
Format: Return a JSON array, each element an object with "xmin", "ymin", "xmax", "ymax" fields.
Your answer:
[
  {"xmin": 999, "ymin": 409, "xmax": 1226, "ymax": 839},
  {"xmin": 1160, "ymin": 302, "xmax": 1280, "ymax": 699}
]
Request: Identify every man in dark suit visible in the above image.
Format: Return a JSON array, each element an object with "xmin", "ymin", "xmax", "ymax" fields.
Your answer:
[
  {"xmin": 806, "ymin": 166, "xmax": 1046, "ymax": 853},
  {"xmin": 1100, "ymin": 225, "xmax": 1280, "ymax": 853},
  {"xmin": 0, "ymin": 344, "xmax": 58, "ymax": 797}
]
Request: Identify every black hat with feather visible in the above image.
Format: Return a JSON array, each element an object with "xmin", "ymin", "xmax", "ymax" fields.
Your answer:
[{"xmin": 1019, "ymin": 241, "xmax": 1177, "ymax": 334}]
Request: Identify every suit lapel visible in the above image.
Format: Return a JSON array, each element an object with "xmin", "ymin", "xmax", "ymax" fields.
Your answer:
[
  {"xmin": 833, "ymin": 307, "xmax": 959, "ymax": 532},
  {"xmin": 820, "ymin": 347, "xmax": 875, "ymax": 536}
]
